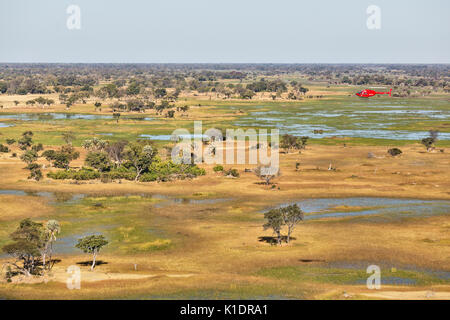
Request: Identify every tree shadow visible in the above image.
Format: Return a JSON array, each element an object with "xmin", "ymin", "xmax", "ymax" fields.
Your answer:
[
  {"xmin": 50, "ymin": 258, "xmax": 62, "ymax": 264},
  {"xmin": 298, "ymin": 259, "xmax": 326, "ymax": 263},
  {"xmin": 32, "ymin": 258, "xmax": 61, "ymax": 269},
  {"xmin": 258, "ymin": 236, "xmax": 296, "ymax": 245},
  {"xmin": 76, "ymin": 260, "xmax": 108, "ymax": 267},
  {"xmin": 48, "ymin": 258, "xmax": 61, "ymax": 269},
  {"xmin": 253, "ymin": 182, "xmax": 275, "ymax": 185}
]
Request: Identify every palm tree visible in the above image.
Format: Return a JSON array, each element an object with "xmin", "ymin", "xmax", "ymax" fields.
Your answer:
[{"xmin": 43, "ymin": 220, "xmax": 60, "ymax": 269}]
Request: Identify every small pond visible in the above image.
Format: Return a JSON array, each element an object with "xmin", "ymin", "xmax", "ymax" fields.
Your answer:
[
  {"xmin": 274, "ymin": 197, "xmax": 450, "ymax": 220},
  {"xmin": 0, "ymin": 113, "xmax": 153, "ymax": 121}
]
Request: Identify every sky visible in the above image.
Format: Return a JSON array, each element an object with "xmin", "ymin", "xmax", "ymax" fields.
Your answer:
[{"xmin": 0, "ymin": 0, "xmax": 449, "ymax": 63}]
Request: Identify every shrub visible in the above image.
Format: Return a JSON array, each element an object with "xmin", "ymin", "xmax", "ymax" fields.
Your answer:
[
  {"xmin": 140, "ymin": 161, "xmax": 205, "ymax": 182},
  {"xmin": 26, "ymin": 163, "xmax": 42, "ymax": 181},
  {"xmin": 18, "ymin": 131, "xmax": 33, "ymax": 150},
  {"xmin": 47, "ymin": 170, "xmax": 70, "ymax": 180},
  {"xmin": 52, "ymin": 152, "xmax": 71, "ymax": 169},
  {"xmin": 421, "ymin": 130, "xmax": 439, "ymax": 152},
  {"xmin": 31, "ymin": 143, "xmax": 44, "ymax": 152},
  {"xmin": 280, "ymin": 134, "xmax": 300, "ymax": 152},
  {"xmin": 213, "ymin": 165, "xmax": 224, "ymax": 172},
  {"xmin": 45, "ymin": 145, "xmax": 79, "ymax": 169},
  {"xmin": 388, "ymin": 148, "xmax": 402, "ymax": 157},
  {"xmin": 105, "ymin": 166, "xmax": 136, "ymax": 180},
  {"xmin": 139, "ymin": 172, "xmax": 160, "ymax": 182},
  {"xmin": 0, "ymin": 144, "xmax": 9, "ymax": 153},
  {"xmin": 46, "ymin": 160, "xmax": 206, "ymax": 183},
  {"xmin": 47, "ymin": 167, "xmax": 100, "ymax": 180},
  {"xmin": 72, "ymin": 168, "xmax": 101, "ymax": 180},
  {"xmin": 224, "ymin": 168, "xmax": 240, "ymax": 178},
  {"xmin": 85, "ymin": 151, "xmax": 111, "ymax": 172},
  {"xmin": 42, "ymin": 149, "xmax": 57, "ymax": 161},
  {"xmin": 20, "ymin": 150, "xmax": 38, "ymax": 164},
  {"xmin": 100, "ymin": 173, "xmax": 112, "ymax": 183},
  {"xmin": 421, "ymin": 137, "xmax": 435, "ymax": 151},
  {"xmin": 29, "ymin": 168, "xmax": 43, "ymax": 181}
]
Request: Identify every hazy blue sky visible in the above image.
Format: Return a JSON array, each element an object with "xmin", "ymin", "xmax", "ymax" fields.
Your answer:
[{"xmin": 0, "ymin": 0, "xmax": 448, "ymax": 63}]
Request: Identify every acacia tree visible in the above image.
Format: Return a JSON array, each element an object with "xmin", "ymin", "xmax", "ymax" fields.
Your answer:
[
  {"xmin": 2, "ymin": 219, "xmax": 45, "ymax": 276},
  {"xmin": 254, "ymin": 165, "xmax": 281, "ymax": 185},
  {"xmin": 124, "ymin": 142, "xmax": 157, "ymax": 181},
  {"xmin": 42, "ymin": 150, "xmax": 56, "ymax": 166},
  {"xmin": 20, "ymin": 149, "xmax": 43, "ymax": 181},
  {"xmin": 85, "ymin": 151, "xmax": 111, "ymax": 172},
  {"xmin": 26, "ymin": 163, "xmax": 43, "ymax": 181},
  {"xmin": 281, "ymin": 204, "xmax": 304, "ymax": 243},
  {"xmin": 42, "ymin": 145, "xmax": 80, "ymax": 170},
  {"xmin": 31, "ymin": 143, "xmax": 44, "ymax": 153},
  {"xmin": 18, "ymin": 131, "xmax": 34, "ymax": 150},
  {"xmin": 18, "ymin": 131, "xmax": 44, "ymax": 180},
  {"xmin": 263, "ymin": 204, "xmax": 305, "ymax": 245},
  {"xmin": 421, "ymin": 130, "xmax": 439, "ymax": 152},
  {"xmin": 280, "ymin": 134, "xmax": 300, "ymax": 153},
  {"xmin": 299, "ymin": 136, "xmax": 309, "ymax": 149},
  {"xmin": 75, "ymin": 235, "xmax": 108, "ymax": 271},
  {"xmin": 52, "ymin": 145, "xmax": 80, "ymax": 169},
  {"xmin": 298, "ymin": 86, "xmax": 309, "ymax": 95},
  {"xmin": 20, "ymin": 149, "xmax": 38, "ymax": 165},
  {"xmin": 263, "ymin": 209, "xmax": 284, "ymax": 245},
  {"xmin": 34, "ymin": 97, "xmax": 47, "ymax": 108}
]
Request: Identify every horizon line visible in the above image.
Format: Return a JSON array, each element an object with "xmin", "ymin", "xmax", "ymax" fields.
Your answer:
[{"xmin": 0, "ymin": 62, "xmax": 449, "ymax": 65}]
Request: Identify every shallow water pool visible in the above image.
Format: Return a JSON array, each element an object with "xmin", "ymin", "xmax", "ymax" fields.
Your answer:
[{"xmin": 276, "ymin": 197, "xmax": 450, "ymax": 220}]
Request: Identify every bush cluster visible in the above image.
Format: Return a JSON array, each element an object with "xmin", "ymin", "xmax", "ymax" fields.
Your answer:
[
  {"xmin": 224, "ymin": 168, "xmax": 240, "ymax": 178},
  {"xmin": 0, "ymin": 144, "xmax": 9, "ymax": 153},
  {"xmin": 387, "ymin": 148, "xmax": 402, "ymax": 157},
  {"xmin": 47, "ymin": 167, "xmax": 100, "ymax": 180},
  {"xmin": 48, "ymin": 160, "xmax": 205, "ymax": 182}
]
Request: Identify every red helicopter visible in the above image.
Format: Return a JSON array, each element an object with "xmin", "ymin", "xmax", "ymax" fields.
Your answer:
[{"xmin": 356, "ymin": 88, "xmax": 392, "ymax": 98}]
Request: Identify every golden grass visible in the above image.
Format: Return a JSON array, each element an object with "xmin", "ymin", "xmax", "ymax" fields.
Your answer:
[{"xmin": 0, "ymin": 142, "xmax": 449, "ymax": 299}]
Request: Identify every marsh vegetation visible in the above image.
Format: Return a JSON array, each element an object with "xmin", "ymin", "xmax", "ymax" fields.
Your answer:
[{"xmin": 0, "ymin": 64, "xmax": 449, "ymax": 299}]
